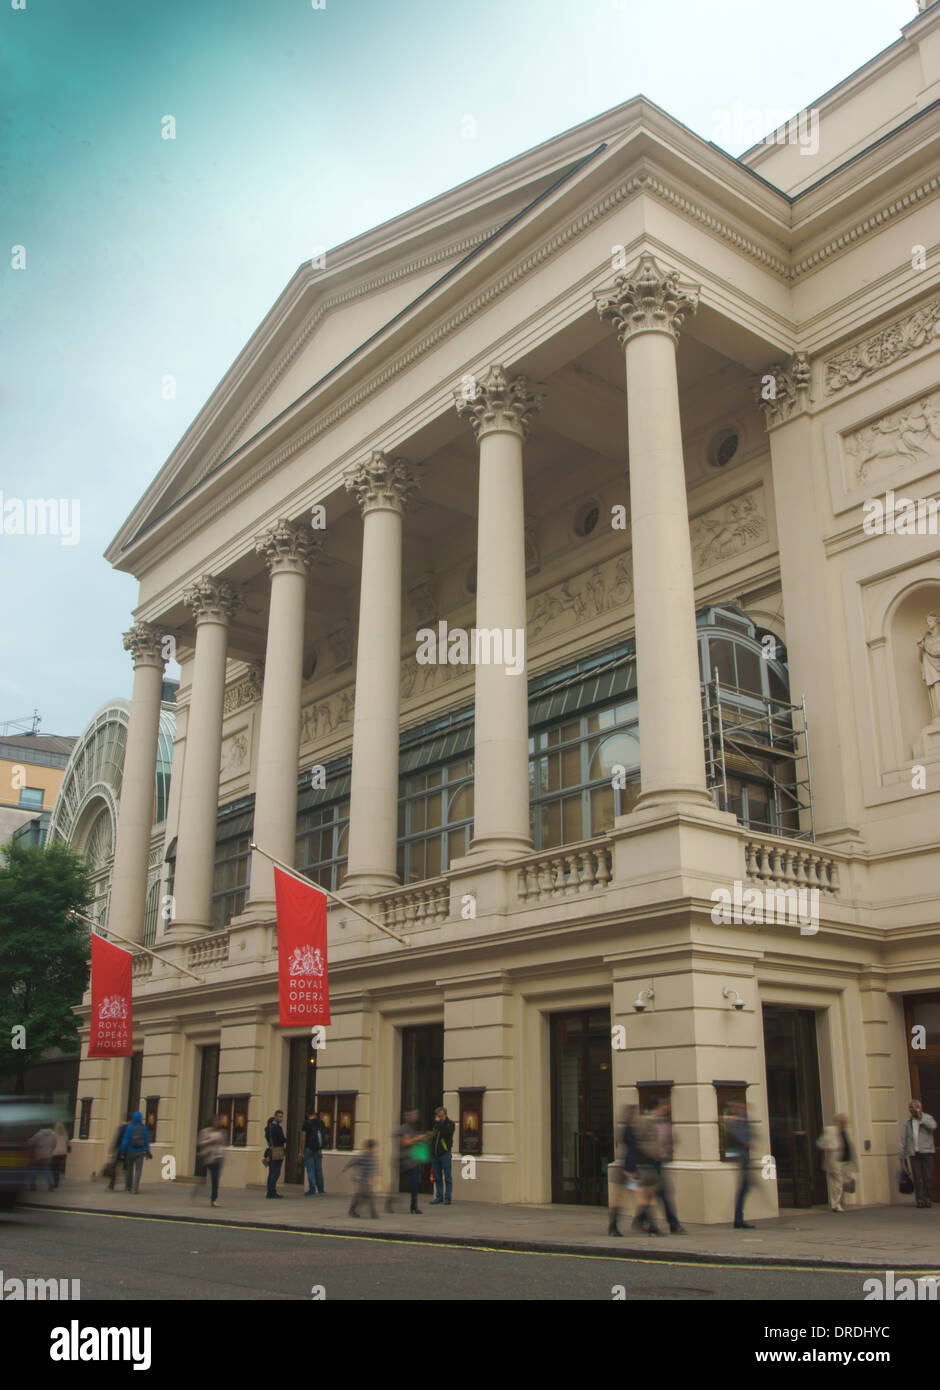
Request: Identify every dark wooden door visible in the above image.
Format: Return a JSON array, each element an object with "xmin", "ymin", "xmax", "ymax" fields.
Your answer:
[
  {"xmin": 400, "ymin": 1024, "xmax": 443, "ymax": 1194},
  {"xmin": 762, "ymin": 1006, "xmax": 826, "ymax": 1206},
  {"xmin": 904, "ymin": 993, "xmax": 940, "ymax": 1200},
  {"xmin": 550, "ymin": 1009, "xmax": 613, "ymax": 1205},
  {"xmin": 194, "ymin": 1044, "xmax": 219, "ymax": 1177},
  {"xmin": 286, "ymin": 1036, "xmax": 319, "ymax": 1184}
]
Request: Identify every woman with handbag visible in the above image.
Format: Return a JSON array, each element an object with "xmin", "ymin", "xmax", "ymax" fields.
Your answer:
[{"xmin": 817, "ymin": 1114, "xmax": 856, "ymax": 1212}]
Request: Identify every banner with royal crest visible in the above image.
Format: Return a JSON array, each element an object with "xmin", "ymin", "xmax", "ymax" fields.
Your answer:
[
  {"xmin": 88, "ymin": 933, "xmax": 133, "ymax": 1058},
  {"xmin": 274, "ymin": 865, "xmax": 330, "ymax": 1027}
]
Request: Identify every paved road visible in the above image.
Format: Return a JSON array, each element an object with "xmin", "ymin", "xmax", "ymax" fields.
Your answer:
[{"xmin": 0, "ymin": 1207, "xmax": 873, "ymax": 1300}]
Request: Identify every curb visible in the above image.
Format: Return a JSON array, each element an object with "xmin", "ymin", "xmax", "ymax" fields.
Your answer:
[{"xmin": 19, "ymin": 1200, "xmax": 940, "ymax": 1272}]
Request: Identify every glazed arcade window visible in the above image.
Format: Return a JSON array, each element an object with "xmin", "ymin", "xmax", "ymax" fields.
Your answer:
[
  {"xmin": 396, "ymin": 759, "xmax": 473, "ymax": 885},
  {"xmin": 528, "ymin": 700, "xmax": 641, "ymax": 851},
  {"xmin": 296, "ymin": 798, "xmax": 350, "ymax": 892},
  {"xmin": 211, "ymin": 833, "xmax": 250, "ymax": 928}
]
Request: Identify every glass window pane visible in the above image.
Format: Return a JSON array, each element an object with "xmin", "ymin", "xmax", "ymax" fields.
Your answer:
[
  {"xmin": 590, "ymin": 784, "xmax": 615, "ymax": 835},
  {"xmin": 426, "ymin": 836, "xmax": 442, "ymax": 878},
  {"xmin": 736, "ymin": 645, "xmax": 763, "ymax": 696},
  {"xmin": 449, "ymin": 785, "xmax": 473, "ymax": 821},
  {"xmin": 426, "ymin": 792, "xmax": 443, "ymax": 829},
  {"xmin": 769, "ymin": 666, "xmax": 789, "ymax": 704},
  {"xmin": 589, "ymin": 729, "xmax": 640, "ymax": 779},
  {"xmin": 540, "ymin": 801, "xmax": 561, "ymax": 849},
  {"xmin": 411, "ymin": 798, "xmax": 426, "ymax": 833},
  {"xmin": 562, "ymin": 794, "xmax": 583, "ymax": 844},
  {"xmin": 709, "ymin": 638, "xmax": 736, "ymax": 688},
  {"xmin": 561, "ymin": 745, "xmax": 581, "ymax": 787}
]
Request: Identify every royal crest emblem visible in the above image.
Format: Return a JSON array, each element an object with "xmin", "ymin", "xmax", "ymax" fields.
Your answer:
[
  {"xmin": 98, "ymin": 994, "xmax": 128, "ymax": 1021},
  {"xmin": 288, "ymin": 945, "xmax": 324, "ymax": 977}
]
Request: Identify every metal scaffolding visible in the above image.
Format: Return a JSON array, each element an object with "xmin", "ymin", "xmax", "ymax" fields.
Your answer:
[{"xmin": 702, "ymin": 673, "xmax": 816, "ymax": 841}]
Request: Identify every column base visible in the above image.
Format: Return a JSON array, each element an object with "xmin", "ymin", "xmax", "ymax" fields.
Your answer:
[
  {"xmin": 161, "ymin": 920, "xmax": 212, "ymax": 943},
  {"xmin": 339, "ymin": 872, "xmax": 400, "ymax": 900},
  {"xmin": 229, "ymin": 902, "xmax": 278, "ymax": 928},
  {"xmin": 461, "ymin": 834, "xmax": 533, "ymax": 863},
  {"xmin": 633, "ymin": 786, "xmax": 717, "ymax": 814}
]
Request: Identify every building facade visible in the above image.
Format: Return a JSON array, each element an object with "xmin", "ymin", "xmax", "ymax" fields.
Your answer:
[
  {"xmin": 71, "ymin": 6, "xmax": 940, "ymax": 1219},
  {"xmin": 0, "ymin": 731, "xmax": 76, "ymax": 847}
]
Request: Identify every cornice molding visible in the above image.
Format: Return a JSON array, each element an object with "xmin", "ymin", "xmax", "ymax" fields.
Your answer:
[{"xmin": 792, "ymin": 170, "xmax": 940, "ymax": 279}]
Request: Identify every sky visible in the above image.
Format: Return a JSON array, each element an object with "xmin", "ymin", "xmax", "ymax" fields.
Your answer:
[{"xmin": 0, "ymin": 0, "xmax": 918, "ymax": 738}]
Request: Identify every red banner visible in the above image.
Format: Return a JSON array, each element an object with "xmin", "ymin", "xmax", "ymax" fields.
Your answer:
[
  {"xmin": 88, "ymin": 933, "xmax": 133, "ymax": 1058},
  {"xmin": 275, "ymin": 865, "xmax": 330, "ymax": 1027}
]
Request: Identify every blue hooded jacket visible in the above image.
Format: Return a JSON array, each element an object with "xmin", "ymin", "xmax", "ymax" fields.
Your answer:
[{"xmin": 120, "ymin": 1111, "xmax": 151, "ymax": 1157}]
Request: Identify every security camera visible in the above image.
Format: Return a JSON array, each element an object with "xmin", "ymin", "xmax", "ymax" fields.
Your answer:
[
  {"xmin": 634, "ymin": 987, "xmax": 654, "ymax": 1013},
  {"xmin": 723, "ymin": 987, "xmax": 745, "ymax": 1011}
]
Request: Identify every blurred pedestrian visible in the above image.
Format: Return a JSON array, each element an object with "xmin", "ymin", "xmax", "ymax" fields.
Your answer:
[
  {"xmin": 264, "ymin": 1109, "xmax": 286, "ymax": 1199},
  {"xmin": 651, "ymin": 1098, "xmax": 685, "ymax": 1234},
  {"xmin": 394, "ymin": 1110, "xmax": 423, "ymax": 1214},
  {"xmin": 344, "ymin": 1138, "xmax": 379, "ymax": 1218},
  {"xmin": 28, "ymin": 1127, "xmax": 56, "ymax": 1191},
  {"xmin": 631, "ymin": 1103, "xmax": 665, "ymax": 1236},
  {"xmin": 300, "ymin": 1106, "xmax": 327, "ymax": 1196},
  {"xmin": 120, "ymin": 1110, "xmax": 152, "ymax": 1193},
  {"xmin": 196, "ymin": 1114, "xmax": 226, "ymax": 1207},
  {"xmin": 50, "ymin": 1122, "xmax": 70, "ymax": 1188},
  {"xmin": 817, "ymin": 1114, "xmax": 856, "ymax": 1212},
  {"xmin": 899, "ymin": 1098, "xmax": 936, "ymax": 1208},
  {"xmin": 430, "ymin": 1106, "xmax": 454, "ymax": 1206},
  {"xmin": 608, "ymin": 1104, "xmax": 640, "ymax": 1236},
  {"xmin": 725, "ymin": 1100, "xmax": 755, "ymax": 1229},
  {"xmin": 105, "ymin": 1116, "xmax": 131, "ymax": 1191}
]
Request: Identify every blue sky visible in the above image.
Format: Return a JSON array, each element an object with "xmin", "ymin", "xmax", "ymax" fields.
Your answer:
[{"xmin": 0, "ymin": 0, "xmax": 916, "ymax": 738}]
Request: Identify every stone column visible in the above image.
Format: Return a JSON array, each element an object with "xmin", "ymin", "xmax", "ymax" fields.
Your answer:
[
  {"xmin": 455, "ymin": 365, "xmax": 543, "ymax": 858},
  {"xmin": 596, "ymin": 255, "xmax": 711, "ymax": 811},
  {"xmin": 342, "ymin": 453, "xmax": 421, "ymax": 895},
  {"xmin": 107, "ymin": 621, "xmax": 166, "ymax": 944},
  {"xmin": 172, "ymin": 576, "xmax": 241, "ymax": 937},
  {"xmin": 248, "ymin": 519, "xmax": 321, "ymax": 908}
]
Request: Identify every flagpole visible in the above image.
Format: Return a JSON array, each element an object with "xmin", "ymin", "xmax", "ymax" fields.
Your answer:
[
  {"xmin": 250, "ymin": 841, "xmax": 411, "ymax": 947},
  {"xmin": 70, "ymin": 909, "xmax": 207, "ymax": 984}
]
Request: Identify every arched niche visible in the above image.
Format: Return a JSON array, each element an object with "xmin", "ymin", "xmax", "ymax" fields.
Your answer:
[{"xmin": 887, "ymin": 581, "xmax": 940, "ymax": 760}]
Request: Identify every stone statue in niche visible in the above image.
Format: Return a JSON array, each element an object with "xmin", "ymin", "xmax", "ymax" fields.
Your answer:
[{"xmin": 917, "ymin": 612, "xmax": 940, "ymax": 721}]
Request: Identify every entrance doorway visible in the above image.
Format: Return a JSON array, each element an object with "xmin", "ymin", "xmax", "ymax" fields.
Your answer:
[
  {"xmin": 903, "ymin": 993, "xmax": 940, "ymax": 1200},
  {"xmin": 762, "ymin": 1006, "xmax": 826, "ymax": 1207},
  {"xmin": 286, "ymin": 1036, "xmax": 319, "ymax": 1185},
  {"xmin": 550, "ymin": 1009, "xmax": 613, "ymax": 1205},
  {"xmin": 400, "ymin": 1024, "xmax": 443, "ymax": 1195},
  {"xmin": 194, "ymin": 1044, "xmax": 220, "ymax": 1177}
]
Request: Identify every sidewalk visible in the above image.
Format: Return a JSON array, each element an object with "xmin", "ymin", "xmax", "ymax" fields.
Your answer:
[{"xmin": 21, "ymin": 1180, "xmax": 940, "ymax": 1270}]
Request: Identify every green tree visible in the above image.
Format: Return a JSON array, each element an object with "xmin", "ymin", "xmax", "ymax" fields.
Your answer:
[{"xmin": 0, "ymin": 840, "xmax": 92, "ymax": 1093}]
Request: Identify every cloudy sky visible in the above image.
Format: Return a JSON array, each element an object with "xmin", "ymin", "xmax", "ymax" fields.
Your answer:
[{"xmin": 1, "ymin": 0, "xmax": 916, "ymax": 737}]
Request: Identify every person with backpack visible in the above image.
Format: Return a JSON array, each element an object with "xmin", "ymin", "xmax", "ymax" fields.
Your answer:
[
  {"xmin": 264, "ymin": 1109, "xmax": 286, "ymax": 1199},
  {"xmin": 299, "ymin": 1107, "xmax": 328, "ymax": 1196},
  {"xmin": 119, "ymin": 1111, "xmax": 152, "ymax": 1193},
  {"xmin": 429, "ymin": 1106, "xmax": 454, "ymax": 1206}
]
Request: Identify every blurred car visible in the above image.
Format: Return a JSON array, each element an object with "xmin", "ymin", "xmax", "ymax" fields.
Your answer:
[{"xmin": 0, "ymin": 1097, "xmax": 65, "ymax": 1209}]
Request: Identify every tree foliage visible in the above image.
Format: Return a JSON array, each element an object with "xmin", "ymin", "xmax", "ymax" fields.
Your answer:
[{"xmin": 0, "ymin": 840, "xmax": 92, "ymax": 1092}]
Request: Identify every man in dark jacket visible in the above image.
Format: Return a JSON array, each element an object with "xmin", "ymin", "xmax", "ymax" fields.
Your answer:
[
  {"xmin": 119, "ymin": 1111, "xmax": 152, "ymax": 1194},
  {"xmin": 300, "ymin": 1107, "xmax": 327, "ymax": 1196},
  {"xmin": 265, "ymin": 1110, "xmax": 286, "ymax": 1199},
  {"xmin": 430, "ymin": 1106, "xmax": 455, "ymax": 1206}
]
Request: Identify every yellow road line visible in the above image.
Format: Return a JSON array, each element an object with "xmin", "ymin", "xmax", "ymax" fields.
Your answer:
[{"xmin": 32, "ymin": 1207, "xmax": 937, "ymax": 1275}]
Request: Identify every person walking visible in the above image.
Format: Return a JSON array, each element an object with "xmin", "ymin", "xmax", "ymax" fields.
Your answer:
[
  {"xmin": 300, "ymin": 1107, "xmax": 327, "ymax": 1196},
  {"xmin": 344, "ymin": 1139, "xmax": 379, "ymax": 1218},
  {"xmin": 393, "ymin": 1111, "xmax": 422, "ymax": 1214},
  {"xmin": 651, "ymin": 1098, "xmax": 685, "ymax": 1235},
  {"xmin": 631, "ymin": 1104, "xmax": 665, "ymax": 1236},
  {"xmin": 899, "ymin": 1098, "xmax": 936, "ymax": 1208},
  {"xmin": 120, "ymin": 1110, "xmax": 152, "ymax": 1193},
  {"xmin": 27, "ymin": 1127, "xmax": 56, "ymax": 1191},
  {"xmin": 50, "ymin": 1123, "xmax": 70, "ymax": 1188},
  {"xmin": 817, "ymin": 1114, "xmax": 856, "ymax": 1212},
  {"xmin": 429, "ymin": 1106, "xmax": 454, "ymax": 1206},
  {"xmin": 264, "ymin": 1109, "xmax": 287, "ymax": 1199},
  {"xmin": 725, "ymin": 1100, "xmax": 755, "ymax": 1229},
  {"xmin": 105, "ymin": 1116, "xmax": 131, "ymax": 1191},
  {"xmin": 196, "ymin": 1114, "xmax": 226, "ymax": 1207},
  {"xmin": 609, "ymin": 1104, "xmax": 640, "ymax": 1237}
]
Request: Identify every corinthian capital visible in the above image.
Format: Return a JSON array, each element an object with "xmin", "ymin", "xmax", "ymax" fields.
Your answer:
[
  {"xmin": 454, "ymin": 364, "xmax": 544, "ymax": 441},
  {"xmin": 344, "ymin": 452, "xmax": 422, "ymax": 516},
  {"xmin": 181, "ymin": 575, "xmax": 242, "ymax": 626},
  {"xmin": 753, "ymin": 353, "xmax": 812, "ymax": 430},
  {"xmin": 255, "ymin": 517, "xmax": 323, "ymax": 576},
  {"xmin": 122, "ymin": 620, "xmax": 165, "ymax": 669},
  {"xmin": 594, "ymin": 254, "xmax": 699, "ymax": 345}
]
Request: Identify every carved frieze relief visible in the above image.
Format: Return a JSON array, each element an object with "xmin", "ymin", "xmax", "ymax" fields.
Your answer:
[
  {"xmin": 825, "ymin": 295, "xmax": 940, "ymax": 394},
  {"xmin": 843, "ymin": 389, "xmax": 940, "ymax": 485},
  {"xmin": 300, "ymin": 688, "xmax": 355, "ymax": 745},
  {"xmin": 222, "ymin": 662, "xmax": 264, "ymax": 716},
  {"xmin": 690, "ymin": 488, "xmax": 767, "ymax": 570}
]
